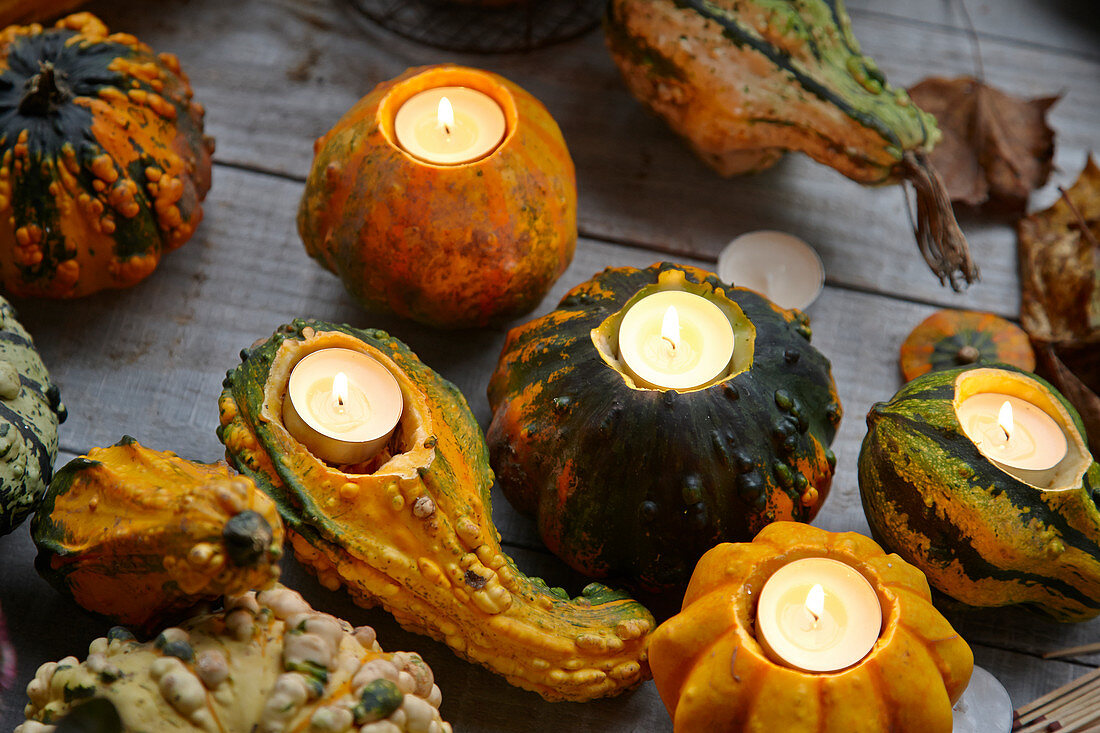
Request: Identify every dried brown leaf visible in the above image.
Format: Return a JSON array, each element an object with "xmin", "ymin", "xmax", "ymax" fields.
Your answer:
[
  {"xmin": 1018, "ymin": 155, "xmax": 1100, "ymax": 345},
  {"xmin": 908, "ymin": 76, "xmax": 1058, "ymax": 212}
]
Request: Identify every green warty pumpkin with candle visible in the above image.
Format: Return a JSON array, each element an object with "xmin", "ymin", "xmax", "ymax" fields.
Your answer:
[{"xmin": 487, "ymin": 262, "xmax": 842, "ymax": 592}]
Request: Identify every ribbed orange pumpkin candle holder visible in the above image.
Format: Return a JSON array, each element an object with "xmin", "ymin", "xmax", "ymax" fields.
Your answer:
[
  {"xmin": 298, "ymin": 64, "xmax": 577, "ymax": 329},
  {"xmin": 649, "ymin": 522, "xmax": 973, "ymax": 733}
]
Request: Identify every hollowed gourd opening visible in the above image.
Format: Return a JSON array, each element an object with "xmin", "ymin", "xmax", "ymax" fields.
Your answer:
[
  {"xmin": 591, "ymin": 268, "xmax": 756, "ymax": 392},
  {"xmin": 737, "ymin": 551, "xmax": 895, "ymax": 676},
  {"xmin": 376, "ymin": 65, "xmax": 520, "ymax": 169},
  {"xmin": 953, "ymin": 368, "xmax": 1091, "ymax": 490},
  {"xmin": 258, "ymin": 330, "xmax": 433, "ymax": 478}
]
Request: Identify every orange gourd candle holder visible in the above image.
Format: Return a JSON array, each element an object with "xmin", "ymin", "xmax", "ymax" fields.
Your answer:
[
  {"xmin": 649, "ymin": 522, "xmax": 973, "ymax": 732},
  {"xmin": 298, "ymin": 64, "xmax": 577, "ymax": 329}
]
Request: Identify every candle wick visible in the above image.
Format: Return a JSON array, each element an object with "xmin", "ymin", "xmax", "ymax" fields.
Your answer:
[{"xmin": 662, "ymin": 336, "xmax": 676, "ymax": 352}]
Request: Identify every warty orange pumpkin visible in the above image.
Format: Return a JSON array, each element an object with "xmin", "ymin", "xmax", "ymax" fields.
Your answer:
[{"xmin": 0, "ymin": 13, "xmax": 213, "ymax": 297}]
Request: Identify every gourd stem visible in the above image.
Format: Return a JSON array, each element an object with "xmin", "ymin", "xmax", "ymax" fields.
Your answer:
[
  {"xmin": 956, "ymin": 345, "xmax": 981, "ymax": 364},
  {"xmin": 18, "ymin": 61, "xmax": 72, "ymax": 116},
  {"xmin": 222, "ymin": 510, "xmax": 274, "ymax": 567},
  {"xmin": 903, "ymin": 151, "xmax": 979, "ymax": 291}
]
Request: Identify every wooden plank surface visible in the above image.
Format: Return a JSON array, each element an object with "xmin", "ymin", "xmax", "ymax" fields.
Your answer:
[
  {"xmin": 76, "ymin": 0, "xmax": 1100, "ymax": 316},
  {"xmin": 1, "ymin": 0, "xmax": 1098, "ymax": 729},
  {"xmin": 845, "ymin": 0, "xmax": 1100, "ymax": 61}
]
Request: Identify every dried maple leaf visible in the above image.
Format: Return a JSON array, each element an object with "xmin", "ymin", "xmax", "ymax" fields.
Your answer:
[
  {"xmin": 1018, "ymin": 155, "xmax": 1100, "ymax": 453},
  {"xmin": 908, "ymin": 76, "xmax": 1058, "ymax": 212}
]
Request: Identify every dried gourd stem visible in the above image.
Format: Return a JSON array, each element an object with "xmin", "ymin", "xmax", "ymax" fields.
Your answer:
[
  {"xmin": 902, "ymin": 151, "xmax": 979, "ymax": 290},
  {"xmin": 1058, "ymin": 185, "xmax": 1100, "ymax": 253},
  {"xmin": 18, "ymin": 61, "xmax": 71, "ymax": 116}
]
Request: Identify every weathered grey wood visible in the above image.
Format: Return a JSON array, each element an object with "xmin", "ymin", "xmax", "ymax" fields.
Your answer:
[
  {"xmin": 73, "ymin": 0, "xmax": 1100, "ymax": 315},
  {"xmin": 972, "ymin": 646, "xmax": 1095, "ymax": 713},
  {"xmin": 845, "ymin": 0, "xmax": 1100, "ymax": 61}
]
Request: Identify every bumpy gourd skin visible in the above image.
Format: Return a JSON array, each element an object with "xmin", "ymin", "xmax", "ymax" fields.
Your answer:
[
  {"xmin": 0, "ymin": 296, "xmax": 64, "ymax": 536},
  {"xmin": 32, "ymin": 438, "xmax": 284, "ymax": 632},
  {"xmin": 487, "ymin": 263, "xmax": 841, "ymax": 592},
  {"xmin": 298, "ymin": 64, "xmax": 576, "ymax": 329},
  {"xmin": 217, "ymin": 321, "xmax": 654, "ymax": 702},
  {"xmin": 650, "ymin": 522, "xmax": 973, "ymax": 733},
  {"xmin": 860, "ymin": 365, "xmax": 1100, "ymax": 622},
  {"xmin": 19, "ymin": 585, "xmax": 453, "ymax": 733},
  {"xmin": 0, "ymin": 13, "xmax": 213, "ymax": 297}
]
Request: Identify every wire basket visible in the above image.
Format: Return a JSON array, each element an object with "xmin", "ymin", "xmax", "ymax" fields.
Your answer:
[{"xmin": 344, "ymin": 0, "xmax": 606, "ymax": 53}]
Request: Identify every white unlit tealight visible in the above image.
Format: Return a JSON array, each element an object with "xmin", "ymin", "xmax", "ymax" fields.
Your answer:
[{"xmin": 717, "ymin": 230, "xmax": 825, "ymax": 311}]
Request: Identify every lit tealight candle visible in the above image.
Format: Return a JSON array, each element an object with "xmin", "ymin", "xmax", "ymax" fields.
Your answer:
[
  {"xmin": 283, "ymin": 348, "xmax": 403, "ymax": 465},
  {"xmin": 756, "ymin": 557, "xmax": 882, "ymax": 673},
  {"xmin": 617, "ymin": 290, "xmax": 734, "ymax": 390},
  {"xmin": 957, "ymin": 393, "xmax": 1067, "ymax": 479},
  {"xmin": 393, "ymin": 86, "xmax": 506, "ymax": 165}
]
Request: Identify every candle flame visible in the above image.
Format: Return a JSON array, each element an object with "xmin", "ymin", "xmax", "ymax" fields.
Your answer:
[
  {"xmin": 437, "ymin": 96, "xmax": 454, "ymax": 135},
  {"xmin": 998, "ymin": 400, "xmax": 1013, "ymax": 441},
  {"xmin": 806, "ymin": 584, "xmax": 825, "ymax": 622},
  {"xmin": 333, "ymin": 371, "xmax": 349, "ymax": 408},
  {"xmin": 661, "ymin": 305, "xmax": 680, "ymax": 350}
]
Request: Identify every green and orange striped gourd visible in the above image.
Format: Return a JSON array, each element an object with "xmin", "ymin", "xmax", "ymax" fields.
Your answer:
[{"xmin": 860, "ymin": 365, "xmax": 1100, "ymax": 621}]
